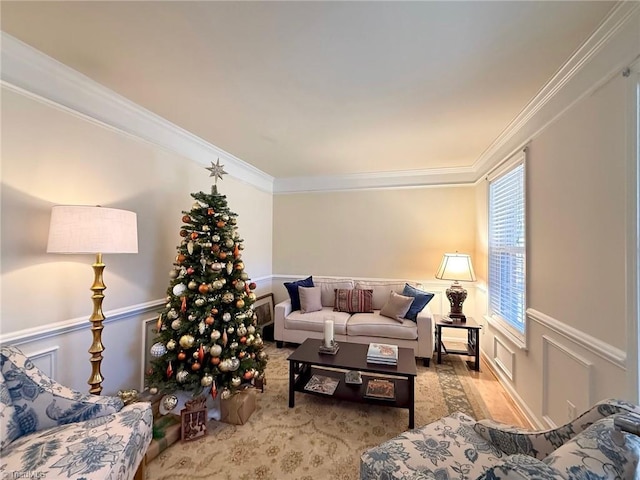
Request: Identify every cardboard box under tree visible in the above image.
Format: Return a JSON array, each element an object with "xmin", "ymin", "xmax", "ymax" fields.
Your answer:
[{"xmin": 220, "ymin": 389, "xmax": 257, "ymax": 425}]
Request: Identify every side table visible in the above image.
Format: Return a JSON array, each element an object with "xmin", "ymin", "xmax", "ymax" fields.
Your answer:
[{"xmin": 434, "ymin": 314, "xmax": 482, "ymax": 371}]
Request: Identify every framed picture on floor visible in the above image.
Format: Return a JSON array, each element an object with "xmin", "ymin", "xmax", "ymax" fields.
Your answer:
[
  {"xmin": 253, "ymin": 293, "xmax": 275, "ymax": 331},
  {"xmin": 181, "ymin": 397, "xmax": 208, "ymax": 442}
]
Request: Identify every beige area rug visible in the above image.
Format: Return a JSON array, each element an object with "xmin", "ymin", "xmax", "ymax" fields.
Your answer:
[{"xmin": 147, "ymin": 342, "xmax": 490, "ymax": 480}]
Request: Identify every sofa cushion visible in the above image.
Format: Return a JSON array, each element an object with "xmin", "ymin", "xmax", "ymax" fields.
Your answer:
[
  {"xmin": 403, "ymin": 283, "xmax": 435, "ymax": 321},
  {"xmin": 347, "ymin": 312, "xmax": 418, "ymax": 340},
  {"xmin": 380, "ymin": 291, "xmax": 414, "ymax": 322},
  {"xmin": 284, "ymin": 307, "xmax": 350, "ymax": 335},
  {"xmin": 542, "ymin": 416, "xmax": 640, "ymax": 479},
  {"xmin": 334, "ymin": 289, "xmax": 374, "ymax": 313},
  {"xmin": 312, "ymin": 278, "xmax": 355, "ymax": 307},
  {"xmin": 284, "ymin": 276, "xmax": 314, "ymax": 311},
  {"xmin": 355, "ymin": 281, "xmax": 420, "ymax": 310},
  {"xmin": 299, "ymin": 286, "xmax": 323, "ymax": 313},
  {"xmin": 0, "ymin": 369, "xmax": 21, "ymax": 449}
]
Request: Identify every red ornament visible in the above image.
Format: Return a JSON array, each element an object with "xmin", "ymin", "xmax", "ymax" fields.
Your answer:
[
  {"xmin": 181, "ymin": 296, "xmax": 187, "ymax": 312},
  {"xmin": 198, "ymin": 284, "xmax": 209, "ymax": 294},
  {"xmin": 208, "ymin": 208, "xmax": 215, "ymax": 216},
  {"xmin": 176, "ymin": 254, "xmax": 186, "ymax": 264},
  {"xmin": 211, "ymin": 308, "xmax": 219, "ymax": 315},
  {"xmin": 191, "ymin": 232, "xmax": 199, "ymax": 240},
  {"xmin": 198, "ymin": 344, "xmax": 205, "ymax": 363},
  {"xmin": 218, "ymin": 251, "xmax": 227, "ymax": 260},
  {"xmin": 240, "ymin": 336, "xmax": 247, "ymax": 344},
  {"xmin": 222, "ymin": 331, "xmax": 228, "ymax": 347},
  {"xmin": 166, "ymin": 361, "xmax": 174, "ymax": 378},
  {"xmin": 187, "ymin": 267, "xmax": 195, "ymax": 275},
  {"xmin": 243, "ymin": 370, "xmax": 253, "ymax": 380},
  {"xmin": 217, "ymin": 221, "xmax": 226, "ymax": 228},
  {"xmin": 210, "ymin": 357, "xmax": 220, "ymax": 365},
  {"xmin": 212, "ymin": 244, "xmax": 220, "ymax": 253},
  {"xmin": 249, "ymin": 282, "xmax": 257, "ymax": 290},
  {"xmin": 192, "ymin": 362, "xmax": 201, "ymax": 371},
  {"xmin": 205, "ymin": 316, "xmax": 214, "ymax": 325},
  {"xmin": 146, "ymin": 367, "xmax": 154, "ymax": 376},
  {"xmin": 177, "ymin": 351, "xmax": 186, "ymax": 361},
  {"xmin": 156, "ymin": 315, "xmax": 163, "ymax": 332},
  {"xmin": 182, "ymin": 215, "xmax": 191, "ymax": 223},
  {"xmin": 210, "ymin": 384, "xmax": 218, "ymax": 399},
  {"xmin": 179, "ymin": 230, "xmax": 188, "ymax": 237},
  {"xmin": 233, "ymin": 244, "xmax": 240, "ymax": 258}
]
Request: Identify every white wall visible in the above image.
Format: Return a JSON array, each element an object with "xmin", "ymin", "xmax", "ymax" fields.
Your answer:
[
  {"xmin": 0, "ymin": 87, "xmax": 273, "ymax": 394},
  {"xmin": 474, "ymin": 51, "xmax": 638, "ymax": 426}
]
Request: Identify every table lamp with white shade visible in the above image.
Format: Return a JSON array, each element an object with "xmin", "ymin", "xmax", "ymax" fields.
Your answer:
[
  {"xmin": 47, "ymin": 205, "xmax": 138, "ymax": 395},
  {"xmin": 435, "ymin": 252, "xmax": 476, "ymax": 322}
]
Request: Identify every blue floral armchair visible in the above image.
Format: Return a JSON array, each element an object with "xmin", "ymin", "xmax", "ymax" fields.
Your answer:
[
  {"xmin": 360, "ymin": 398, "xmax": 640, "ymax": 480},
  {"xmin": 0, "ymin": 345, "xmax": 153, "ymax": 480}
]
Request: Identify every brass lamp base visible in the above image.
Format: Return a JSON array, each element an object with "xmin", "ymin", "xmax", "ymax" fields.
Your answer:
[
  {"xmin": 89, "ymin": 252, "xmax": 106, "ymax": 395},
  {"xmin": 446, "ymin": 281, "xmax": 468, "ymax": 322}
]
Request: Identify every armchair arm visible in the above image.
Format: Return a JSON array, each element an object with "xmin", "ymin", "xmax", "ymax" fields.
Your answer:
[
  {"xmin": 415, "ymin": 307, "xmax": 434, "ymax": 359},
  {"xmin": 0, "ymin": 345, "xmax": 123, "ymax": 436},
  {"xmin": 274, "ymin": 299, "xmax": 292, "ymax": 342},
  {"xmin": 473, "ymin": 398, "xmax": 640, "ymax": 460}
]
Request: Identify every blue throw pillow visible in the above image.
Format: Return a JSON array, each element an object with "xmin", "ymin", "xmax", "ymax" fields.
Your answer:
[
  {"xmin": 402, "ymin": 283, "xmax": 434, "ymax": 321},
  {"xmin": 284, "ymin": 276, "xmax": 314, "ymax": 311}
]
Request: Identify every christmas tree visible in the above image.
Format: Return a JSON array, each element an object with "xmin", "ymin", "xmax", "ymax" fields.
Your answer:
[{"xmin": 147, "ymin": 160, "xmax": 268, "ymax": 401}]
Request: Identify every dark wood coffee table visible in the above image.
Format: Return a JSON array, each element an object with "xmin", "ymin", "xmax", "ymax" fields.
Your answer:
[{"xmin": 288, "ymin": 338, "xmax": 418, "ymax": 428}]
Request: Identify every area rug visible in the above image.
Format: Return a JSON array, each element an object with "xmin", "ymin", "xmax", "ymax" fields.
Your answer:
[{"xmin": 146, "ymin": 342, "xmax": 490, "ymax": 480}]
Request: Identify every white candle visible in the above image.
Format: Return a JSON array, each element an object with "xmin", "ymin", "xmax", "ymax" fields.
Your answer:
[{"xmin": 324, "ymin": 317, "xmax": 334, "ymax": 348}]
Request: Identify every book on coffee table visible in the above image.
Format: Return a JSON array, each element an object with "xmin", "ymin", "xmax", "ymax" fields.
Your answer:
[
  {"xmin": 364, "ymin": 378, "xmax": 395, "ymax": 400},
  {"xmin": 304, "ymin": 374, "xmax": 340, "ymax": 395},
  {"xmin": 367, "ymin": 343, "xmax": 398, "ymax": 365}
]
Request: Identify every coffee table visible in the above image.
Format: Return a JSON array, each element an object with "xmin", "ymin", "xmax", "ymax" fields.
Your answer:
[{"xmin": 288, "ymin": 338, "xmax": 418, "ymax": 428}]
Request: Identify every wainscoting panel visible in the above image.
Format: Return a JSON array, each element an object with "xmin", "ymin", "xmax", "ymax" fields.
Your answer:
[
  {"xmin": 493, "ymin": 336, "xmax": 515, "ymax": 381},
  {"xmin": 24, "ymin": 346, "xmax": 59, "ymax": 379},
  {"xmin": 542, "ymin": 335, "xmax": 593, "ymax": 428}
]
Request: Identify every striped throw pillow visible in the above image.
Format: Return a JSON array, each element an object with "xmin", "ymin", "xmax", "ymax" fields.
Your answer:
[{"xmin": 333, "ymin": 289, "xmax": 374, "ymax": 313}]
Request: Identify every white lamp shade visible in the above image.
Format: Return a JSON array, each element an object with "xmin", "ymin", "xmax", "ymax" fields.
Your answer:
[
  {"xmin": 435, "ymin": 253, "xmax": 476, "ymax": 282},
  {"xmin": 47, "ymin": 205, "xmax": 138, "ymax": 254}
]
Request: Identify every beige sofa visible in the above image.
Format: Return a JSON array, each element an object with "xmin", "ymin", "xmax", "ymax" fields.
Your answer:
[{"xmin": 274, "ymin": 277, "xmax": 434, "ymax": 366}]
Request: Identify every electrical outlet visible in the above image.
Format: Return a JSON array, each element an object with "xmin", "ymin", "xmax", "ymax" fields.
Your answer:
[{"xmin": 567, "ymin": 400, "xmax": 576, "ymax": 421}]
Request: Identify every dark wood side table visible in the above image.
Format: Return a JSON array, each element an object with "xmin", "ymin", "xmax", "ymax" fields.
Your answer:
[{"xmin": 434, "ymin": 315, "xmax": 482, "ymax": 371}]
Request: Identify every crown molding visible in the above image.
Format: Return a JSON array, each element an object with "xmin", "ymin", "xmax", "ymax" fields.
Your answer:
[
  {"xmin": 0, "ymin": 32, "xmax": 274, "ymax": 193},
  {"xmin": 2, "ymin": 0, "xmax": 638, "ymax": 195}
]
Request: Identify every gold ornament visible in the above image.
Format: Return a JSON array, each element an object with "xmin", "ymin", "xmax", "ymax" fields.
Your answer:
[{"xmin": 179, "ymin": 335, "xmax": 195, "ymax": 349}]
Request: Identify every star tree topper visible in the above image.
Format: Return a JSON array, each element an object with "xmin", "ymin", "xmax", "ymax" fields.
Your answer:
[{"xmin": 206, "ymin": 159, "xmax": 227, "ymax": 184}]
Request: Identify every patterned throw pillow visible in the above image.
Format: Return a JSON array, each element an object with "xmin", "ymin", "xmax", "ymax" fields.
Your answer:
[
  {"xmin": 402, "ymin": 283, "xmax": 435, "ymax": 321},
  {"xmin": 380, "ymin": 291, "xmax": 414, "ymax": 322},
  {"xmin": 333, "ymin": 289, "xmax": 373, "ymax": 313},
  {"xmin": 284, "ymin": 276, "xmax": 314, "ymax": 311}
]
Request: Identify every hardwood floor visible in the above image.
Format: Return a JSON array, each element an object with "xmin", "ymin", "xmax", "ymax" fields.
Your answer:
[{"xmin": 472, "ymin": 357, "xmax": 532, "ymax": 428}]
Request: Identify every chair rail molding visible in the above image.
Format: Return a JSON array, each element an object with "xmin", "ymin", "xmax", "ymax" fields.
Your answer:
[
  {"xmin": 0, "ymin": 299, "xmax": 165, "ymax": 346},
  {"xmin": 527, "ymin": 308, "xmax": 626, "ymax": 368}
]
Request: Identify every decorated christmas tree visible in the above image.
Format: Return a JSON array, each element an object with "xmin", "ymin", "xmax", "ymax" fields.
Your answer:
[{"xmin": 147, "ymin": 160, "xmax": 267, "ymax": 401}]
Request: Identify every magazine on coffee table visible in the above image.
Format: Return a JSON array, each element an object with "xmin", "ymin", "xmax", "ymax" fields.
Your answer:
[
  {"xmin": 304, "ymin": 374, "xmax": 340, "ymax": 395},
  {"xmin": 364, "ymin": 378, "xmax": 395, "ymax": 400}
]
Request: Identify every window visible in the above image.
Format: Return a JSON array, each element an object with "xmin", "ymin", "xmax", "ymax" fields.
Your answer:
[{"xmin": 488, "ymin": 154, "xmax": 526, "ymax": 344}]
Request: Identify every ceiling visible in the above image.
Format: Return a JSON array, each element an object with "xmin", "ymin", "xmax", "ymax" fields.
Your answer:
[{"xmin": 1, "ymin": 1, "xmax": 616, "ymax": 180}]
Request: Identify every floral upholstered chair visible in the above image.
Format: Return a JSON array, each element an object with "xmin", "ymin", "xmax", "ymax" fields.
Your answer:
[
  {"xmin": 360, "ymin": 398, "xmax": 640, "ymax": 480},
  {"xmin": 0, "ymin": 345, "xmax": 153, "ymax": 480}
]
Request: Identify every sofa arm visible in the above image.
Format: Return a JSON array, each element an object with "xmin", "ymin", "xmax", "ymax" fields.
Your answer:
[
  {"xmin": 415, "ymin": 307, "xmax": 434, "ymax": 360},
  {"xmin": 0, "ymin": 345, "xmax": 124, "ymax": 436},
  {"xmin": 274, "ymin": 299, "xmax": 292, "ymax": 342},
  {"xmin": 473, "ymin": 398, "xmax": 640, "ymax": 460}
]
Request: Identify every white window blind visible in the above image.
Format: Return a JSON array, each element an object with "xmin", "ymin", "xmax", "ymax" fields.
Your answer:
[{"xmin": 489, "ymin": 160, "xmax": 526, "ymax": 338}]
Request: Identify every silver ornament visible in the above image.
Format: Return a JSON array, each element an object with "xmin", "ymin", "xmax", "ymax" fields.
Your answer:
[
  {"xmin": 225, "ymin": 238, "xmax": 234, "ymax": 248},
  {"xmin": 230, "ymin": 341, "xmax": 238, "ymax": 350},
  {"xmin": 212, "ymin": 263, "xmax": 222, "ymax": 272},
  {"xmin": 149, "ymin": 387, "xmax": 158, "ymax": 394},
  {"xmin": 210, "ymin": 330, "xmax": 221, "ymax": 341},
  {"xmin": 209, "ymin": 344, "xmax": 222, "ymax": 357},
  {"xmin": 162, "ymin": 394, "xmax": 178, "ymax": 411},
  {"xmin": 222, "ymin": 292, "xmax": 234, "ymax": 303},
  {"xmin": 169, "ymin": 269, "xmax": 178, "ymax": 279},
  {"xmin": 195, "ymin": 298, "xmax": 206, "ymax": 307},
  {"xmin": 201, "ymin": 374, "xmax": 213, "ymax": 387},
  {"xmin": 227, "ymin": 326, "xmax": 235, "ymax": 334},
  {"xmin": 237, "ymin": 326, "xmax": 247, "ymax": 336},
  {"xmin": 198, "ymin": 321, "xmax": 206, "ymax": 334},
  {"xmin": 188, "ymin": 280, "xmax": 198, "ymax": 290},
  {"xmin": 240, "ymin": 272, "xmax": 249, "ymax": 281},
  {"xmin": 171, "ymin": 319, "xmax": 182, "ymax": 330},
  {"xmin": 176, "ymin": 370, "xmax": 189, "ymax": 383},
  {"xmin": 167, "ymin": 309, "xmax": 179, "ymax": 320},
  {"xmin": 226, "ymin": 262, "xmax": 233, "ymax": 275},
  {"xmin": 231, "ymin": 376, "xmax": 241, "ymax": 387},
  {"xmin": 223, "ymin": 312, "xmax": 231, "ymax": 322},
  {"xmin": 188, "ymin": 314, "xmax": 196, "ymax": 321},
  {"xmin": 150, "ymin": 342, "xmax": 167, "ymax": 358},
  {"xmin": 202, "ymin": 225, "xmax": 210, "ymax": 232},
  {"xmin": 247, "ymin": 325, "xmax": 256, "ymax": 335},
  {"xmin": 167, "ymin": 339, "xmax": 177, "ymax": 350},
  {"xmin": 193, "ymin": 351, "xmax": 199, "ymax": 359},
  {"xmin": 220, "ymin": 388, "xmax": 231, "ymax": 400},
  {"xmin": 212, "ymin": 234, "xmax": 220, "ymax": 242},
  {"xmin": 235, "ymin": 280, "xmax": 245, "ymax": 291},
  {"xmin": 172, "ymin": 283, "xmax": 187, "ymax": 296},
  {"xmin": 229, "ymin": 357, "xmax": 240, "ymax": 371},
  {"xmin": 218, "ymin": 359, "xmax": 231, "ymax": 372},
  {"xmin": 222, "ymin": 214, "xmax": 229, "ymax": 222},
  {"xmin": 187, "ymin": 241, "xmax": 194, "ymax": 255}
]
